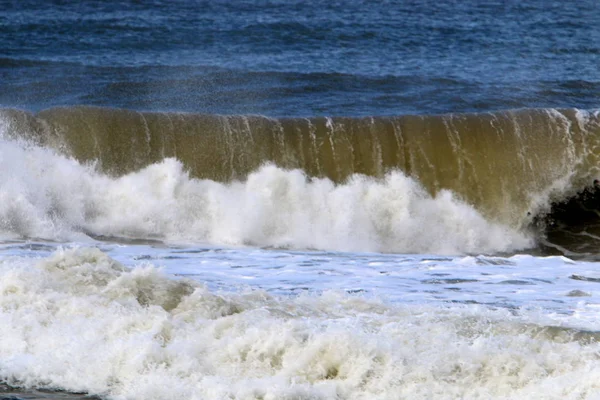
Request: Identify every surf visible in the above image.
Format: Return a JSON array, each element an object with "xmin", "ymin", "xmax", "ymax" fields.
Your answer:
[
  {"xmin": 2, "ymin": 107, "xmax": 600, "ymax": 256},
  {"xmin": 1, "ymin": 247, "xmax": 599, "ymax": 400}
]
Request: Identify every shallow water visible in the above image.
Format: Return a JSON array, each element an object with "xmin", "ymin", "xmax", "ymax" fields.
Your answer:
[
  {"xmin": 2, "ymin": 243, "xmax": 600, "ymax": 399},
  {"xmin": 4, "ymin": 240, "xmax": 600, "ymax": 321}
]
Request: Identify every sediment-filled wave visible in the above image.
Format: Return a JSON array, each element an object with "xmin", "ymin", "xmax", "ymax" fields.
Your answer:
[{"xmin": 1, "ymin": 106, "xmax": 600, "ymax": 255}]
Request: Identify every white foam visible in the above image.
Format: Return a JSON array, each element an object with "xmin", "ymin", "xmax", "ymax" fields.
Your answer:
[
  {"xmin": 1, "ymin": 248, "xmax": 599, "ymax": 399},
  {"xmin": 0, "ymin": 135, "xmax": 532, "ymax": 255}
]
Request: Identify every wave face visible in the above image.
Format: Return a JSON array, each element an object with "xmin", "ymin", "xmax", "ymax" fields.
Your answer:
[
  {"xmin": 1, "ymin": 247, "xmax": 600, "ymax": 400},
  {"xmin": 1, "ymin": 107, "xmax": 600, "ymax": 255}
]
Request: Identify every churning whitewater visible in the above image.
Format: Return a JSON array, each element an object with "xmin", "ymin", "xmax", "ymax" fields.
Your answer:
[
  {"xmin": 4, "ymin": 110, "xmax": 600, "ymax": 399},
  {"xmin": 4, "ymin": 1, "xmax": 600, "ymax": 399},
  {"xmin": 1, "ymin": 247, "xmax": 600, "ymax": 400},
  {"xmin": 0, "ymin": 131, "xmax": 529, "ymax": 254}
]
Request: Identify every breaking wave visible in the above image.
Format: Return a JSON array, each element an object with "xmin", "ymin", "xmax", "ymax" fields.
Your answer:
[{"xmin": 2, "ymin": 106, "xmax": 600, "ymax": 255}]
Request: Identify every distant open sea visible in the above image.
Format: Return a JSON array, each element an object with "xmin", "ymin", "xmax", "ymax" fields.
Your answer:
[{"xmin": 1, "ymin": 1, "xmax": 600, "ymax": 399}]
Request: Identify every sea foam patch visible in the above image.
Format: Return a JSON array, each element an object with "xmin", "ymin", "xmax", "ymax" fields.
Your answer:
[{"xmin": 0, "ymin": 248, "xmax": 599, "ymax": 399}]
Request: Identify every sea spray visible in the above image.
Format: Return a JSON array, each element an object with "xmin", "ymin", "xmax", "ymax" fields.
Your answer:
[
  {"xmin": 4, "ymin": 107, "xmax": 600, "ymax": 227},
  {"xmin": 0, "ymin": 134, "xmax": 530, "ymax": 254}
]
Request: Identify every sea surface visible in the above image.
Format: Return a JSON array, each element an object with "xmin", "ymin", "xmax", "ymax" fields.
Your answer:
[{"xmin": 1, "ymin": 1, "xmax": 600, "ymax": 399}]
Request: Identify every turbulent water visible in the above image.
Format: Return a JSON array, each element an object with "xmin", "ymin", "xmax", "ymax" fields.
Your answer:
[
  {"xmin": 2, "ymin": 1, "xmax": 600, "ymax": 399},
  {"xmin": 3, "ymin": 106, "xmax": 600, "ymax": 255},
  {"xmin": 3, "ymin": 245, "xmax": 600, "ymax": 400}
]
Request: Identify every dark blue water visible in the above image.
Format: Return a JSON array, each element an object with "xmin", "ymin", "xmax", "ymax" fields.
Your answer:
[{"xmin": 1, "ymin": 0, "xmax": 599, "ymax": 116}]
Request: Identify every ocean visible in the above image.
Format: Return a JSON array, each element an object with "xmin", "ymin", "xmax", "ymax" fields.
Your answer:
[{"xmin": 1, "ymin": 0, "xmax": 600, "ymax": 399}]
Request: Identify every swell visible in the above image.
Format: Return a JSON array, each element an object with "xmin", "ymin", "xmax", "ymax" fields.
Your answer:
[{"xmin": 3, "ymin": 106, "xmax": 600, "ymax": 232}]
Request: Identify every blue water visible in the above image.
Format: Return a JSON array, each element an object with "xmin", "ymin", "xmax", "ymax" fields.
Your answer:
[{"xmin": 1, "ymin": 0, "xmax": 599, "ymax": 116}]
